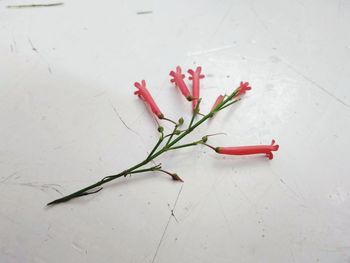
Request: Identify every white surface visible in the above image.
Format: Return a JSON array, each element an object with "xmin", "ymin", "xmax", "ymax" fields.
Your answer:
[{"xmin": 1, "ymin": 0, "xmax": 350, "ymax": 262}]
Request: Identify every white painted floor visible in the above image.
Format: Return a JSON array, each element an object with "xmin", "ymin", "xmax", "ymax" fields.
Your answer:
[{"xmin": 1, "ymin": 0, "xmax": 350, "ymax": 262}]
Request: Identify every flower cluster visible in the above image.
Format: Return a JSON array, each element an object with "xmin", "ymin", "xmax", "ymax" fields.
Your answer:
[
  {"xmin": 47, "ymin": 65, "xmax": 279, "ymax": 206},
  {"xmin": 134, "ymin": 66, "xmax": 278, "ymax": 160}
]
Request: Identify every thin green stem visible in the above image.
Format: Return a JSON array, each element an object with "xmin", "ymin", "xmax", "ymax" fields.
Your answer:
[
  {"xmin": 202, "ymin": 143, "xmax": 217, "ymax": 151},
  {"xmin": 189, "ymin": 98, "xmax": 202, "ymax": 129},
  {"xmin": 147, "ymin": 135, "xmax": 163, "ymax": 160},
  {"xmin": 210, "ymin": 89, "xmax": 239, "ymax": 115},
  {"xmin": 168, "ymin": 140, "xmax": 202, "ymax": 151},
  {"xmin": 47, "ymin": 88, "xmax": 242, "ymax": 206},
  {"xmin": 161, "ymin": 117, "xmax": 177, "ymax": 125},
  {"xmin": 165, "ymin": 124, "xmax": 178, "ymax": 146},
  {"xmin": 47, "ymin": 160, "xmax": 149, "ymax": 205},
  {"xmin": 128, "ymin": 164, "xmax": 162, "ymax": 174},
  {"xmin": 189, "ymin": 113, "xmax": 196, "ymax": 129},
  {"xmin": 219, "ymin": 99, "xmax": 240, "ymax": 111}
]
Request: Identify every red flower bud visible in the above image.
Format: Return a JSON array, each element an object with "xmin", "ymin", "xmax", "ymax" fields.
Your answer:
[
  {"xmin": 134, "ymin": 80, "xmax": 164, "ymax": 119},
  {"xmin": 211, "ymin": 95, "xmax": 224, "ymax": 111},
  {"xmin": 216, "ymin": 140, "xmax": 279, "ymax": 159},
  {"xmin": 169, "ymin": 66, "xmax": 192, "ymax": 101},
  {"xmin": 236, "ymin": 81, "xmax": 251, "ymax": 96}
]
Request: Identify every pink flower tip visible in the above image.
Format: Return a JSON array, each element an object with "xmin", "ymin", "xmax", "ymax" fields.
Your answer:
[
  {"xmin": 169, "ymin": 66, "xmax": 192, "ymax": 101},
  {"xmin": 187, "ymin": 66, "xmax": 205, "ymax": 110},
  {"xmin": 169, "ymin": 66, "xmax": 185, "ymax": 83},
  {"xmin": 266, "ymin": 139, "xmax": 279, "ymax": 159},
  {"xmin": 187, "ymin": 67, "xmax": 205, "ymax": 81},
  {"xmin": 237, "ymin": 81, "xmax": 252, "ymax": 96}
]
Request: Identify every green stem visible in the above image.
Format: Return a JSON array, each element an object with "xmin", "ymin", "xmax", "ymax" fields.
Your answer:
[
  {"xmin": 168, "ymin": 140, "xmax": 202, "ymax": 151},
  {"xmin": 189, "ymin": 98, "xmax": 201, "ymax": 129},
  {"xmin": 147, "ymin": 136, "xmax": 163, "ymax": 160},
  {"xmin": 202, "ymin": 143, "xmax": 217, "ymax": 151},
  {"xmin": 161, "ymin": 117, "xmax": 177, "ymax": 125},
  {"xmin": 47, "ymin": 88, "xmax": 241, "ymax": 206},
  {"xmin": 219, "ymin": 99, "xmax": 240, "ymax": 111},
  {"xmin": 47, "ymin": 160, "xmax": 150, "ymax": 205},
  {"xmin": 165, "ymin": 124, "xmax": 178, "ymax": 146}
]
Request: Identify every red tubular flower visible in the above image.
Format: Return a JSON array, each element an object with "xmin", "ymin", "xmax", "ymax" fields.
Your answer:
[
  {"xmin": 188, "ymin": 66, "xmax": 205, "ymax": 110},
  {"xmin": 211, "ymin": 95, "xmax": 224, "ymax": 111},
  {"xmin": 216, "ymin": 140, "xmax": 279, "ymax": 159},
  {"xmin": 169, "ymin": 66, "xmax": 192, "ymax": 101},
  {"xmin": 236, "ymin": 81, "xmax": 251, "ymax": 96},
  {"xmin": 134, "ymin": 80, "xmax": 164, "ymax": 119}
]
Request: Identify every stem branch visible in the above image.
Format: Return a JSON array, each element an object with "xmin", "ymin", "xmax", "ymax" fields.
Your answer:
[{"xmin": 47, "ymin": 87, "xmax": 242, "ymax": 206}]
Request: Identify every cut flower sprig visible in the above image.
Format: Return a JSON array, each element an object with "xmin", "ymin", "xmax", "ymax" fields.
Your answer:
[{"xmin": 47, "ymin": 68, "xmax": 278, "ymax": 206}]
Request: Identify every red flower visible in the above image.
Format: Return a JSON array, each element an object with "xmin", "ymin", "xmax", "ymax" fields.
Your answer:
[
  {"xmin": 216, "ymin": 140, "xmax": 279, "ymax": 159},
  {"xmin": 211, "ymin": 82, "xmax": 251, "ymax": 115},
  {"xmin": 211, "ymin": 95, "xmax": 224, "ymax": 111},
  {"xmin": 169, "ymin": 66, "xmax": 192, "ymax": 101},
  {"xmin": 237, "ymin": 81, "xmax": 251, "ymax": 96},
  {"xmin": 134, "ymin": 80, "xmax": 164, "ymax": 119},
  {"xmin": 188, "ymin": 66, "xmax": 205, "ymax": 110}
]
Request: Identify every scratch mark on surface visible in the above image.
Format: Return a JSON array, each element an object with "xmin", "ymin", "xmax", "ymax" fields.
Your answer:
[
  {"xmin": 0, "ymin": 172, "xmax": 18, "ymax": 183},
  {"xmin": 53, "ymin": 139, "xmax": 77, "ymax": 150},
  {"xmin": 170, "ymin": 209, "xmax": 179, "ymax": 223},
  {"xmin": 232, "ymin": 179, "xmax": 255, "ymax": 206},
  {"xmin": 44, "ymin": 234, "xmax": 54, "ymax": 242},
  {"xmin": 11, "ymin": 36, "xmax": 18, "ymax": 53},
  {"xmin": 136, "ymin": 10, "xmax": 153, "ymax": 15},
  {"xmin": 180, "ymin": 176, "xmax": 223, "ymax": 223},
  {"xmin": 6, "ymin": 182, "xmax": 63, "ymax": 195},
  {"xmin": 27, "ymin": 37, "xmax": 53, "ymax": 74},
  {"xmin": 321, "ymin": 246, "xmax": 350, "ymax": 252},
  {"xmin": 151, "ymin": 185, "xmax": 183, "ymax": 263},
  {"xmin": 187, "ymin": 45, "xmax": 234, "ymax": 56},
  {"xmin": 250, "ymin": 0, "xmax": 269, "ymax": 30},
  {"xmin": 0, "ymin": 211, "xmax": 21, "ymax": 225},
  {"xmin": 72, "ymin": 241, "xmax": 84, "ymax": 253},
  {"xmin": 286, "ymin": 64, "xmax": 349, "ymax": 108},
  {"xmin": 7, "ymin": 3, "xmax": 64, "ymax": 8},
  {"xmin": 214, "ymin": 191, "xmax": 234, "ymax": 238},
  {"xmin": 24, "ymin": 183, "xmax": 63, "ymax": 195},
  {"xmin": 94, "ymin": 90, "xmax": 107, "ymax": 97},
  {"xmin": 28, "ymin": 38, "xmax": 38, "ymax": 53},
  {"xmin": 279, "ymin": 177, "xmax": 306, "ymax": 203},
  {"xmin": 208, "ymin": 1, "xmax": 233, "ymax": 40},
  {"xmin": 257, "ymin": 182, "xmax": 274, "ymax": 201},
  {"xmin": 109, "ymin": 101, "xmax": 139, "ymax": 135}
]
